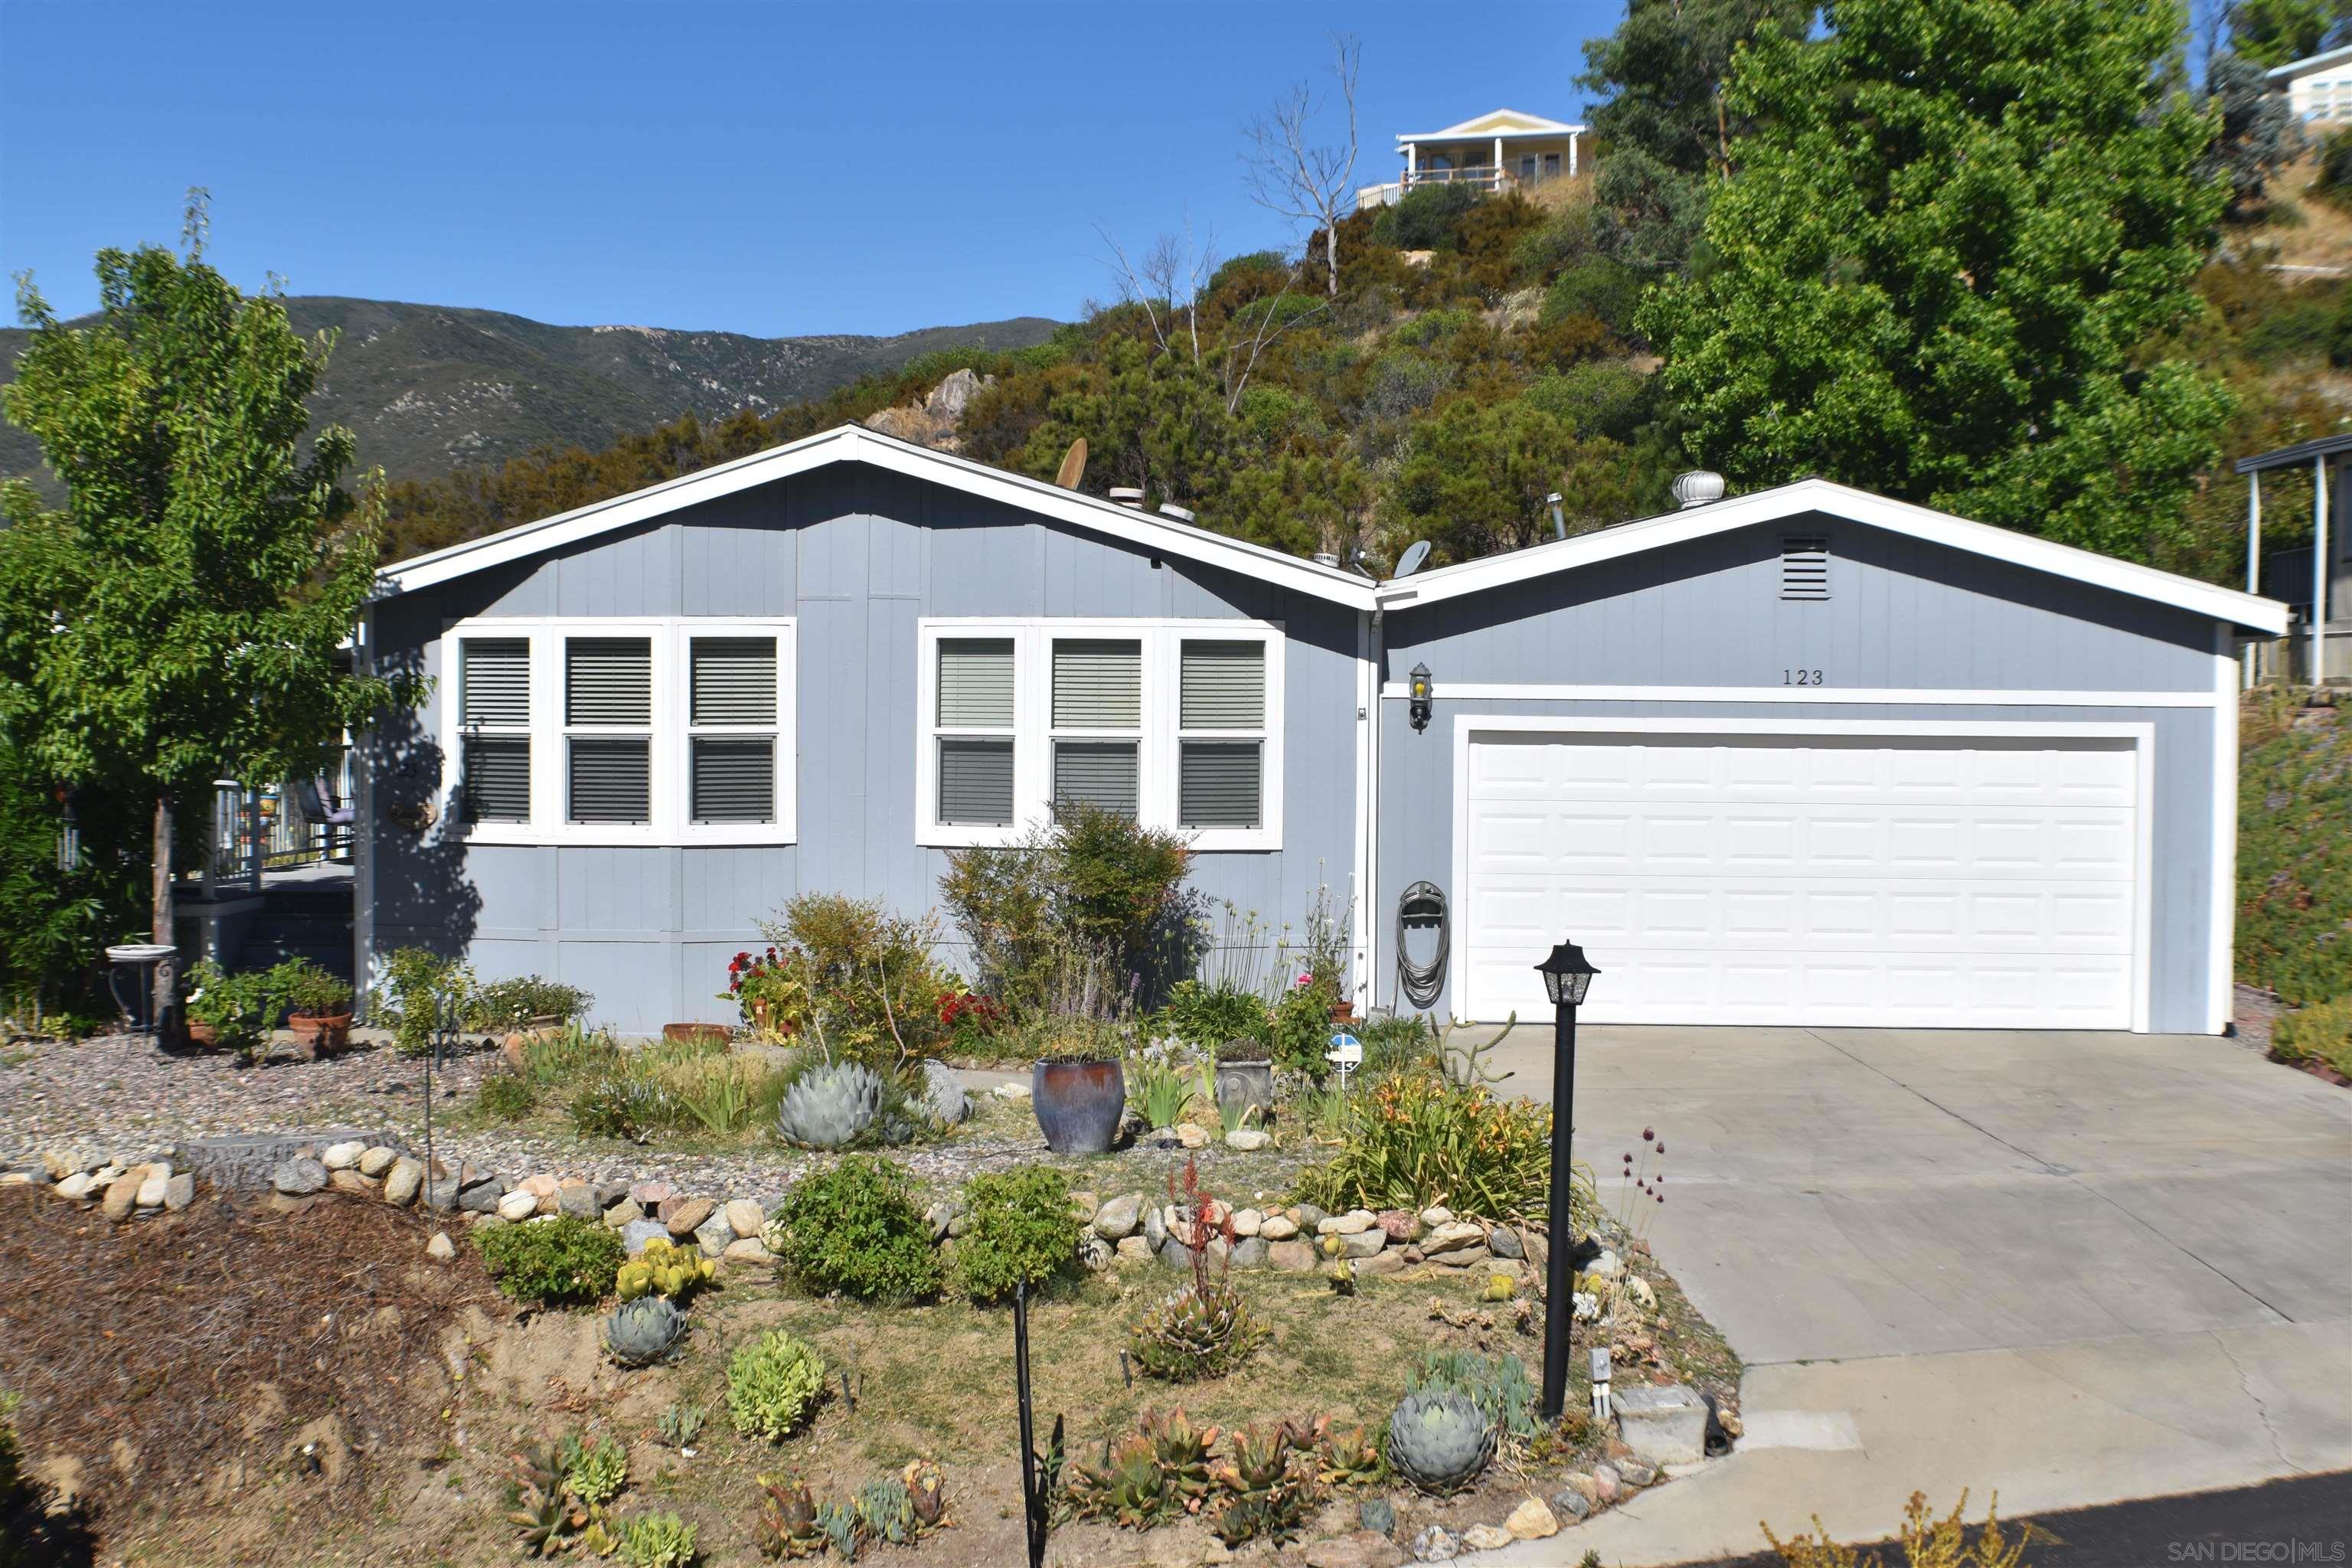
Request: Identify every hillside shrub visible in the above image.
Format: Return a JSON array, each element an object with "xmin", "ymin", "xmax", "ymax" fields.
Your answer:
[
  {"xmin": 2317, "ymin": 127, "xmax": 2352, "ymax": 212},
  {"xmin": 476, "ymin": 1217, "xmax": 625, "ymax": 1306},
  {"xmin": 2273, "ymin": 995, "xmax": 2352, "ymax": 1077},
  {"xmin": 953, "ymin": 1165, "xmax": 1080, "ymax": 1302},
  {"xmin": 1542, "ymin": 256, "xmax": 1642, "ymax": 337},
  {"xmin": 766, "ymin": 1156, "xmax": 942, "ymax": 1303},
  {"xmin": 2236, "ymin": 718, "xmax": 2352, "ymax": 1005},
  {"xmin": 1373, "ymin": 183, "xmax": 1484, "ymax": 250},
  {"xmin": 727, "ymin": 1329, "xmax": 827, "ymax": 1441}
]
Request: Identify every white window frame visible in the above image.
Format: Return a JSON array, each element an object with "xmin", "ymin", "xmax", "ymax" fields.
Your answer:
[
  {"xmin": 439, "ymin": 616, "xmax": 796, "ymax": 847},
  {"xmin": 915, "ymin": 618, "xmax": 1285, "ymax": 852}
]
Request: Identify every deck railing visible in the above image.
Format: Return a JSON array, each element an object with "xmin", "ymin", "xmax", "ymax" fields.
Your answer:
[{"xmin": 204, "ymin": 746, "xmax": 353, "ymax": 891}]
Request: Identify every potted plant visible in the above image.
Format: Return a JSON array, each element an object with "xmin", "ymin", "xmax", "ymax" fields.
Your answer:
[
  {"xmin": 183, "ymin": 962, "xmax": 273, "ymax": 1065},
  {"xmin": 1031, "ymin": 1023, "xmax": 1127, "ymax": 1155},
  {"xmin": 270, "ymin": 958, "xmax": 354, "ymax": 1059},
  {"xmin": 1211, "ymin": 1038, "xmax": 1275, "ymax": 1126}
]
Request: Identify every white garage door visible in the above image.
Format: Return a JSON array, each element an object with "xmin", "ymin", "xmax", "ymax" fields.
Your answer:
[{"xmin": 1459, "ymin": 728, "xmax": 2141, "ymax": 1028}]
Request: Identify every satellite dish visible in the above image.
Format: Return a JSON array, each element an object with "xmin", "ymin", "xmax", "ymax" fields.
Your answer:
[
  {"xmin": 1054, "ymin": 438, "xmax": 1089, "ymax": 491},
  {"xmin": 1393, "ymin": 540, "xmax": 1432, "ymax": 580}
]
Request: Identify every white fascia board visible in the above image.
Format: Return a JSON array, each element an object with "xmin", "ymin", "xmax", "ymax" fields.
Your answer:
[
  {"xmin": 2267, "ymin": 44, "xmax": 2352, "ymax": 78},
  {"xmin": 1374, "ymin": 479, "xmax": 2293, "ymax": 635},
  {"xmin": 376, "ymin": 425, "xmax": 1375, "ymax": 611},
  {"xmin": 1403, "ymin": 109, "xmax": 1583, "ymax": 139}
]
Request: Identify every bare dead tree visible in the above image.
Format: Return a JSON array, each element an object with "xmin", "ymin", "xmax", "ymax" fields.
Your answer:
[
  {"xmin": 1098, "ymin": 220, "xmax": 1329, "ymax": 413},
  {"xmin": 1243, "ymin": 33, "xmax": 1361, "ymax": 298}
]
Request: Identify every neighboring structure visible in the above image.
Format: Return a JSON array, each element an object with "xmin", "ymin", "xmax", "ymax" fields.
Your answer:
[
  {"xmin": 2236, "ymin": 433, "xmax": 2349, "ymax": 684},
  {"xmin": 1354, "ymin": 109, "xmax": 1584, "ymax": 211},
  {"xmin": 2267, "ymin": 44, "xmax": 2352, "ymax": 125},
  {"xmin": 360, "ymin": 427, "xmax": 2286, "ymax": 1037}
]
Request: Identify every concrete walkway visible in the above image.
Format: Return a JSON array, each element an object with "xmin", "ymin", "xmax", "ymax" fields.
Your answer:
[{"xmin": 1455, "ymin": 1023, "xmax": 2352, "ymax": 1565}]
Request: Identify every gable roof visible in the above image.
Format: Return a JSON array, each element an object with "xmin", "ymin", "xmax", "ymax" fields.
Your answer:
[
  {"xmin": 1372, "ymin": 477, "xmax": 2291, "ymax": 635},
  {"xmin": 374, "ymin": 430, "xmax": 2288, "ymax": 635},
  {"xmin": 1399, "ymin": 109, "xmax": 1584, "ymax": 142},
  {"xmin": 374, "ymin": 424, "xmax": 1374, "ymax": 606}
]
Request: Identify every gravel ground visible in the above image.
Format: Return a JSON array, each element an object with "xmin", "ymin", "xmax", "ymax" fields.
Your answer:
[{"xmin": 0, "ymin": 1030, "xmax": 1314, "ymax": 1201}]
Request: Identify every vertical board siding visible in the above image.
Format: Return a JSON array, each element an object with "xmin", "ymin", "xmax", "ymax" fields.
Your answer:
[{"xmin": 370, "ymin": 467, "xmax": 1361, "ymax": 1031}]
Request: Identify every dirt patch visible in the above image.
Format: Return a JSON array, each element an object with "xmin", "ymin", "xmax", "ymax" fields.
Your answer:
[{"xmin": 0, "ymin": 1183, "xmax": 504, "ymax": 1561}]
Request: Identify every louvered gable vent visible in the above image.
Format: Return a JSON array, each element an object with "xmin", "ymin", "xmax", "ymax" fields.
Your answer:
[{"xmin": 1781, "ymin": 537, "xmax": 1830, "ymax": 600}]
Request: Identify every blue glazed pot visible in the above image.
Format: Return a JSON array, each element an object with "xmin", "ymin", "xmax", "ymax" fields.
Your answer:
[{"xmin": 1031, "ymin": 1058, "xmax": 1126, "ymax": 1154}]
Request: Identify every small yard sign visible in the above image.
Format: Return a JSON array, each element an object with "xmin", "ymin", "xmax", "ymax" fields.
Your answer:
[{"xmin": 1326, "ymin": 1031, "xmax": 1362, "ymax": 1092}]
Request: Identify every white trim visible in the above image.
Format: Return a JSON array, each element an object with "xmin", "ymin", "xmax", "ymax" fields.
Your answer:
[
  {"xmin": 380, "ymin": 425, "xmax": 1368, "ymax": 609},
  {"xmin": 1350, "ymin": 610, "xmax": 1379, "ymax": 1006},
  {"xmin": 436, "ymin": 615, "xmax": 797, "ymax": 848},
  {"xmin": 2210, "ymin": 626, "xmax": 2239, "ymax": 1036},
  {"xmin": 1379, "ymin": 682, "xmax": 2218, "ymax": 707},
  {"xmin": 913, "ymin": 618, "xmax": 1285, "ymax": 853},
  {"xmin": 1401, "ymin": 109, "xmax": 1585, "ymax": 139},
  {"xmin": 1447, "ymin": 715, "xmax": 2158, "ymax": 1034},
  {"xmin": 1374, "ymin": 479, "xmax": 2292, "ymax": 635}
]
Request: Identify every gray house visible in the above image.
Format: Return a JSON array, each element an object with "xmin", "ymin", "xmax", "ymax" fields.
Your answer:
[{"xmin": 361, "ymin": 426, "xmax": 2287, "ymax": 1037}]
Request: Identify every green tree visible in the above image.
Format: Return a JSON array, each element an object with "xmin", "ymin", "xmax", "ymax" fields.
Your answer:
[
  {"xmin": 1642, "ymin": 0, "xmax": 2235, "ymax": 561},
  {"xmin": 1576, "ymin": 0, "xmax": 1818, "ymax": 273},
  {"xmin": 1383, "ymin": 397, "xmax": 1641, "ymax": 564},
  {"xmin": 2227, "ymin": 0, "xmax": 2349, "ymax": 66},
  {"xmin": 0, "ymin": 196, "xmax": 406, "ymax": 1024}
]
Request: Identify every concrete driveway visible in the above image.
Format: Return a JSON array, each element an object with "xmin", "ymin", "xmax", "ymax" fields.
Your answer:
[{"xmin": 1463, "ymin": 1024, "xmax": 2352, "ymax": 1564}]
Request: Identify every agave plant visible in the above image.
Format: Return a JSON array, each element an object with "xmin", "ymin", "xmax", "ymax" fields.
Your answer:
[
  {"xmin": 775, "ymin": 1058, "xmax": 884, "ymax": 1148},
  {"xmin": 901, "ymin": 1459, "xmax": 946, "ymax": 1530},
  {"xmin": 1386, "ymin": 1390, "xmax": 1495, "ymax": 1494},
  {"xmin": 756, "ymin": 1473, "xmax": 826, "ymax": 1560},
  {"xmin": 1313, "ymin": 1419, "xmax": 1387, "ymax": 1487},
  {"xmin": 1207, "ymin": 1422, "xmax": 1318, "ymax": 1547},
  {"xmin": 603, "ymin": 1295, "xmax": 688, "ymax": 1367},
  {"xmin": 1128, "ymin": 1279, "xmax": 1265, "ymax": 1381},
  {"xmin": 1139, "ymin": 1408, "xmax": 1219, "ymax": 1508},
  {"xmin": 1067, "ymin": 1433, "xmax": 1174, "ymax": 1530},
  {"xmin": 507, "ymin": 1485, "xmax": 567, "ymax": 1558}
]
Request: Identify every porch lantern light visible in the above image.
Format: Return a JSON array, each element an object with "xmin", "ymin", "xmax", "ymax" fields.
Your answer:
[
  {"xmin": 1408, "ymin": 662, "xmax": 1434, "ymax": 733},
  {"xmin": 1534, "ymin": 939, "xmax": 1600, "ymax": 1421}
]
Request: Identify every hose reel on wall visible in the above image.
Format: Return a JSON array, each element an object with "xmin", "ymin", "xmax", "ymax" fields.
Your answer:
[{"xmin": 1396, "ymin": 880, "xmax": 1449, "ymax": 1011}]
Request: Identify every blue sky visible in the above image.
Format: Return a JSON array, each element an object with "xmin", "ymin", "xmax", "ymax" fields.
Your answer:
[{"xmin": 1, "ymin": 0, "xmax": 1622, "ymax": 338}]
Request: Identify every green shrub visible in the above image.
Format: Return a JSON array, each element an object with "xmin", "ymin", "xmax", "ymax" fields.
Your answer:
[
  {"xmin": 616, "ymin": 1510, "xmax": 698, "ymax": 1568},
  {"xmin": 727, "ymin": 1329, "xmax": 827, "ymax": 1441},
  {"xmin": 2274, "ymin": 995, "xmax": 2352, "ymax": 1077},
  {"xmin": 570, "ymin": 1073, "xmax": 679, "ymax": 1142},
  {"xmin": 763, "ymin": 893, "xmax": 949, "ymax": 1068},
  {"xmin": 1158, "ymin": 980, "xmax": 1270, "ymax": 1049},
  {"xmin": 2236, "ymin": 720, "xmax": 2352, "ymax": 1006},
  {"xmin": 1268, "ymin": 978, "xmax": 1340, "ymax": 1079},
  {"xmin": 377, "ymin": 946, "xmax": 475, "ymax": 1057},
  {"xmin": 1373, "ymin": 183, "xmax": 1483, "ymax": 250},
  {"xmin": 476, "ymin": 1217, "xmax": 625, "ymax": 1306},
  {"xmin": 1354, "ymin": 1013, "xmax": 1434, "ymax": 1075},
  {"xmin": 1542, "ymin": 255, "xmax": 1642, "ymax": 336},
  {"xmin": 766, "ymin": 1156, "xmax": 942, "ymax": 1303},
  {"xmin": 181, "ymin": 961, "xmax": 275, "ymax": 1059},
  {"xmin": 475, "ymin": 1071, "xmax": 536, "ymax": 1121},
  {"xmin": 953, "ymin": 1165, "xmax": 1081, "ymax": 1302},
  {"xmin": 266, "ymin": 956, "xmax": 351, "ymax": 1018},
  {"xmin": 2317, "ymin": 127, "xmax": 2352, "ymax": 212},
  {"xmin": 1295, "ymin": 1070, "xmax": 1593, "ymax": 1227},
  {"xmin": 470, "ymin": 975, "xmax": 593, "ymax": 1031},
  {"xmin": 518, "ymin": 1021, "xmax": 626, "ymax": 1089},
  {"xmin": 1524, "ymin": 361, "xmax": 1652, "ymax": 441}
]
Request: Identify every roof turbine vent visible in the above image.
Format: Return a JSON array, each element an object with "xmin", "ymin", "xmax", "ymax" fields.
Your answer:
[{"xmin": 1671, "ymin": 470, "xmax": 1726, "ymax": 509}]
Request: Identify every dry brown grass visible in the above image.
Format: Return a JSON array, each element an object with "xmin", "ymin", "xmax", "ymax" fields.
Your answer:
[{"xmin": 2250, "ymin": 151, "xmax": 2352, "ymax": 274}]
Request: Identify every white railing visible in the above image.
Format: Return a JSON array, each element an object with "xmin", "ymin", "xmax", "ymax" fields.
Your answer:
[{"xmin": 205, "ymin": 747, "xmax": 354, "ymax": 890}]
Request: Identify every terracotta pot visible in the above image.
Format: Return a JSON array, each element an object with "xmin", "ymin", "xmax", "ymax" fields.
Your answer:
[
  {"xmin": 663, "ymin": 1022, "xmax": 731, "ymax": 1047},
  {"xmin": 185, "ymin": 1019, "xmax": 219, "ymax": 1048},
  {"xmin": 1031, "ymin": 1058, "xmax": 1126, "ymax": 1154},
  {"xmin": 288, "ymin": 1011, "xmax": 351, "ymax": 1060},
  {"xmin": 1329, "ymin": 1001, "xmax": 1357, "ymax": 1025},
  {"xmin": 1213, "ymin": 1057, "xmax": 1275, "ymax": 1127}
]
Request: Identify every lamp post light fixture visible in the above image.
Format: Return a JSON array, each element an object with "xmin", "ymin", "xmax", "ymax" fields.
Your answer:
[
  {"xmin": 1534, "ymin": 939, "xmax": 1600, "ymax": 1422},
  {"xmin": 1408, "ymin": 663, "xmax": 1434, "ymax": 732}
]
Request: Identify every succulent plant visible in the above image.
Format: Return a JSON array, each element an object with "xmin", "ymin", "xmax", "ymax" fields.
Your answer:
[
  {"xmin": 901, "ymin": 1459, "xmax": 946, "ymax": 1530},
  {"xmin": 1314, "ymin": 1419, "xmax": 1388, "ymax": 1487},
  {"xmin": 1139, "ymin": 1407, "xmax": 1219, "ymax": 1505},
  {"xmin": 507, "ymin": 1485, "xmax": 567, "ymax": 1557},
  {"xmin": 656, "ymin": 1402, "xmax": 706, "ymax": 1450},
  {"xmin": 815, "ymin": 1499, "xmax": 864, "ymax": 1562},
  {"xmin": 1128, "ymin": 1280, "xmax": 1266, "ymax": 1382},
  {"xmin": 1207, "ymin": 1422, "xmax": 1318, "ymax": 1547},
  {"xmin": 854, "ymin": 1477, "xmax": 916, "ymax": 1544},
  {"xmin": 509, "ymin": 1440, "xmax": 567, "ymax": 1502},
  {"xmin": 1067, "ymin": 1432, "xmax": 1174, "ymax": 1529},
  {"xmin": 616, "ymin": 1509, "xmax": 698, "ymax": 1568},
  {"xmin": 756, "ymin": 1473, "xmax": 826, "ymax": 1560},
  {"xmin": 564, "ymin": 1434, "xmax": 629, "ymax": 1508},
  {"xmin": 603, "ymin": 1295, "xmax": 689, "ymax": 1367},
  {"xmin": 775, "ymin": 1059, "xmax": 883, "ymax": 1148},
  {"xmin": 1386, "ymin": 1390, "xmax": 1495, "ymax": 1494},
  {"xmin": 617, "ymin": 1237, "xmax": 716, "ymax": 1302}
]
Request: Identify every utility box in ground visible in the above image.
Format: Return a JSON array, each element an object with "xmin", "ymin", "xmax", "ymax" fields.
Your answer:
[{"xmin": 1613, "ymin": 1383, "xmax": 1707, "ymax": 1465}]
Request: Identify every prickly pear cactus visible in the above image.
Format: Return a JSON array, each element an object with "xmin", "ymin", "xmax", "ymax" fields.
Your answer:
[
  {"xmin": 775, "ymin": 1059, "xmax": 882, "ymax": 1148},
  {"xmin": 1386, "ymin": 1390, "xmax": 1494, "ymax": 1494}
]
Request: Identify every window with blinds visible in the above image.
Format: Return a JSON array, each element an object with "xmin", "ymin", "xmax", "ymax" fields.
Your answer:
[
  {"xmin": 1178, "ymin": 639, "xmax": 1264, "ymax": 828},
  {"xmin": 459, "ymin": 638, "xmax": 532, "ymax": 822},
  {"xmin": 936, "ymin": 638, "xmax": 1014, "ymax": 825},
  {"xmin": 566, "ymin": 637, "xmax": 651, "ymax": 824},
  {"xmin": 688, "ymin": 635, "xmax": 776, "ymax": 823},
  {"xmin": 1051, "ymin": 639, "xmax": 1140, "ymax": 818}
]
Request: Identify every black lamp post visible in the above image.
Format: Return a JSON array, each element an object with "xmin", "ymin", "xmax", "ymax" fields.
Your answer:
[{"xmin": 1534, "ymin": 939, "xmax": 1599, "ymax": 1422}]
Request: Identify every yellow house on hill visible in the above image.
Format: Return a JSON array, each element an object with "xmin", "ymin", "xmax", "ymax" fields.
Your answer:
[{"xmin": 1355, "ymin": 108, "xmax": 1586, "ymax": 211}]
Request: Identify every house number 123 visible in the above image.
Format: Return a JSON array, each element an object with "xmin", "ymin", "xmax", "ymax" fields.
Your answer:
[{"xmin": 1782, "ymin": 668, "xmax": 1825, "ymax": 685}]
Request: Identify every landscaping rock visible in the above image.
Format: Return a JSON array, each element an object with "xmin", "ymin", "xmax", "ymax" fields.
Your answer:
[
  {"xmin": 1077, "ymin": 1233, "xmax": 1113, "ymax": 1272},
  {"xmin": 1230, "ymin": 1207, "xmax": 1263, "ymax": 1237},
  {"xmin": 1430, "ymin": 1246, "xmax": 1491, "ymax": 1269},
  {"xmin": 1409, "ymin": 1524, "xmax": 1462, "ymax": 1562},
  {"xmin": 1619, "ymin": 1459, "xmax": 1658, "ymax": 1488},
  {"xmin": 1304, "ymin": 1531, "xmax": 1405, "ymax": 1568},
  {"xmin": 596, "ymin": 1181, "xmax": 632, "ymax": 1209},
  {"xmin": 1174, "ymin": 1122, "xmax": 1210, "ymax": 1149},
  {"xmin": 357, "ymin": 1146, "xmax": 397, "ymax": 1178},
  {"xmin": 1356, "ymin": 1250, "xmax": 1406, "ymax": 1276},
  {"xmin": 1115, "ymin": 1236, "xmax": 1154, "ymax": 1263},
  {"xmin": 992, "ymin": 1081, "xmax": 1030, "ymax": 1101},
  {"xmin": 694, "ymin": 1212, "xmax": 733, "ymax": 1258},
  {"xmin": 1143, "ymin": 1204, "xmax": 1169, "ymax": 1250},
  {"xmin": 1230, "ymin": 1236, "xmax": 1269, "ymax": 1269},
  {"xmin": 1223, "ymin": 1128, "xmax": 1272, "ymax": 1151},
  {"xmin": 1505, "ymin": 1498, "xmax": 1559, "ymax": 1540},
  {"xmin": 664, "ymin": 1197, "xmax": 715, "ymax": 1237},
  {"xmin": 1093, "ymin": 1193, "xmax": 1143, "ymax": 1239},
  {"xmin": 1375, "ymin": 1208, "xmax": 1420, "ymax": 1243},
  {"xmin": 1292, "ymin": 1201, "xmax": 1328, "ymax": 1228},
  {"xmin": 557, "ymin": 1182, "xmax": 599, "ymax": 1220},
  {"xmin": 1461, "ymin": 1524, "xmax": 1513, "ymax": 1551},
  {"xmin": 1486, "ymin": 1225, "xmax": 1525, "ymax": 1260},
  {"xmin": 162, "ymin": 1173, "xmax": 194, "ymax": 1210},
  {"xmin": 322, "ymin": 1140, "xmax": 367, "ymax": 1171},
  {"xmin": 1419, "ymin": 1205, "xmax": 1453, "ymax": 1229},
  {"xmin": 518, "ymin": 1173, "xmax": 560, "ymax": 1200},
  {"xmin": 723, "ymin": 1237, "xmax": 772, "ymax": 1266},
  {"xmin": 329, "ymin": 1169, "xmax": 377, "ymax": 1197},
  {"xmin": 496, "ymin": 1189, "xmax": 540, "ymax": 1222},
  {"xmin": 1334, "ymin": 1227, "xmax": 1389, "ymax": 1259},
  {"xmin": 630, "ymin": 1181, "xmax": 675, "ymax": 1208},
  {"xmin": 1615, "ymin": 1383, "xmax": 1707, "ymax": 1465},
  {"xmin": 920, "ymin": 1060, "xmax": 971, "ymax": 1125},
  {"xmin": 1319, "ymin": 1209, "xmax": 1375, "ymax": 1236},
  {"xmin": 272, "ymin": 1158, "xmax": 328, "ymax": 1197},
  {"xmin": 1592, "ymin": 1463, "xmax": 1621, "ymax": 1504},
  {"xmin": 1422, "ymin": 1220, "xmax": 1483, "ymax": 1254},
  {"xmin": 1550, "ymin": 1485, "xmax": 1590, "ymax": 1521},
  {"xmin": 423, "ymin": 1177, "xmax": 462, "ymax": 1211},
  {"xmin": 724, "ymin": 1198, "xmax": 766, "ymax": 1239},
  {"xmin": 923, "ymin": 1200, "xmax": 964, "ymax": 1241},
  {"xmin": 41, "ymin": 1148, "xmax": 96, "ymax": 1181},
  {"xmin": 621, "ymin": 1219, "xmax": 668, "ymax": 1256},
  {"xmin": 136, "ymin": 1171, "xmax": 168, "ymax": 1207},
  {"xmin": 102, "ymin": 1174, "xmax": 141, "ymax": 1221},
  {"xmin": 1586, "ymin": 1247, "xmax": 1622, "ymax": 1279},
  {"xmin": 456, "ymin": 1177, "xmax": 507, "ymax": 1214},
  {"xmin": 1259, "ymin": 1213, "xmax": 1299, "ymax": 1241},
  {"xmin": 1159, "ymin": 1238, "xmax": 1197, "ymax": 1272},
  {"xmin": 53, "ymin": 1172, "xmax": 93, "ymax": 1201},
  {"xmin": 1627, "ymin": 1274, "xmax": 1658, "ymax": 1310},
  {"xmin": 603, "ymin": 1197, "xmax": 643, "ymax": 1229},
  {"xmin": 1267, "ymin": 1240, "xmax": 1318, "ymax": 1272}
]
